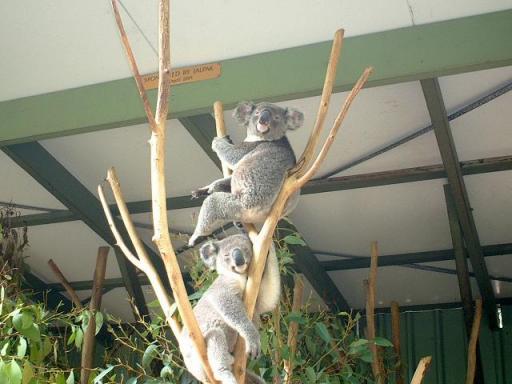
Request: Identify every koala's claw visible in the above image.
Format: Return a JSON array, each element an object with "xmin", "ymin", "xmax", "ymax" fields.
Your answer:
[
  {"xmin": 188, "ymin": 234, "xmax": 200, "ymax": 247},
  {"xmin": 191, "ymin": 187, "xmax": 209, "ymax": 199},
  {"xmin": 245, "ymin": 337, "xmax": 261, "ymax": 360}
]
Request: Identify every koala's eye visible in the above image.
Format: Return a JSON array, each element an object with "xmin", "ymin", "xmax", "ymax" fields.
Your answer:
[{"xmin": 274, "ymin": 115, "xmax": 281, "ymax": 121}]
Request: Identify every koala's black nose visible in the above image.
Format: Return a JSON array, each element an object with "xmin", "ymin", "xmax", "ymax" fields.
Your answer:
[
  {"xmin": 233, "ymin": 248, "xmax": 245, "ymax": 266},
  {"xmin": 259, "ymin": 109, "xmax": 271, "ymax": 125}
]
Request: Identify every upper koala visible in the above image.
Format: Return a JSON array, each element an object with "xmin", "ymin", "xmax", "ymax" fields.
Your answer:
[
  {"xmin": 188, "ymin": 101, "xmax": 304, "ymax": 246},
  {"xmin": 179, "ymin": 234, "xmax": 280, "ymax": 384}
]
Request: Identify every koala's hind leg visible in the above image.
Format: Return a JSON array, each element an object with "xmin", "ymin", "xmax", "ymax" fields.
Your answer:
[
  {"xmin": 189, "ymin": 192, "xmax": 243, "ymax": 246},
  {"xmin": 192, "ymin": 176, "xmax": 231, "ymax": 199},
  {"xmin": 206, "ymin": 330, "xmax": 237, "ymax": 384}
]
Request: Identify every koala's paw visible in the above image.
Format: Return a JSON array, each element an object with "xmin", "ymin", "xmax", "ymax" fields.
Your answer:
[
  {"xmin": 188, "ymin": 234, "xmax": 200, "ymax": 247},
  {"xmin": 191, "ymin": 187, "xmax": 209, "ymax": 199},
  {"xmin": 211, "ymin": 136, "xmax": 228, "ymax": 152},
  {"xmin": 245, "ymin": 333, "xmax": 261, "ymax": 359}
]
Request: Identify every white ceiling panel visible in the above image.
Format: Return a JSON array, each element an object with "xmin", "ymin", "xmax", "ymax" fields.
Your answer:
[
  {"xmin": 24, "ymin": 221, "xmax": 120, "ymax": 283},
  {"xmin": 439, "ymin": 66, "xmax": 512, "ymax": 161},
  {"xmin": 223, "ymin": 81, "xmax": 434, "ymax": 177},
  {"xmin": 464, "ymin": 171, "xmax": 512, "ymax": 246},
  {"xmin": 406, "ymin": 0, "xmax": 512, "ymax": 25},
  {"xmin": 290, "ymin": 179, "xmax": 452, "ymax": 257},
  {"xmin": 41, "ymin": 120, "xmax": 222, "ymax": 202},
  {"xmin": 0, "ymin": 0, "xmax": 413, "ymax": 101},
  {"xmin": 0, "ymin": 152, "xmax": 66, "ymax": 211}
]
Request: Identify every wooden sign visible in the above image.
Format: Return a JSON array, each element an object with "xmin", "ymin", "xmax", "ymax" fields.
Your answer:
[{"xmin": 142, "ymin": 63, "xmax": 221, "ymax": 89}]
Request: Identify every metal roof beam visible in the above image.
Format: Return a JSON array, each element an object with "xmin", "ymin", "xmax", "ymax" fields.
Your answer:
[
  {"xmin": 13, "ymin": 154, "xmax": 512, "ymax": 228},
  {"xmin": 2, "ymin": 142, "xmax": 151, "ymax": 318},
  {"xmin": 421, "ymin": 77, "xmax": 498, "ymax": 329},
  {"xmin": 318, "ymin": 242, "xmax": 512, "ymax": 270},
  {"xmin": 277, "ymin": 220, "xmax": 350, "ymax": 312}
]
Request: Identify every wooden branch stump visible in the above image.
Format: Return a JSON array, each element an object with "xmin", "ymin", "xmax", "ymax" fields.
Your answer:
[
  {"xmin": 81, "ymin": 247, "xmax": 109, "ymax": 384},
  {"xmin": 48, "ymin": 259, "xmax": 83, "ymax": 308},
  {"xmin": 410, "ymin": 356, "xmax": 432, "ymax": 384},
  {"xmin": 284, "ymin": 276, "xmax": 304, "ymax": 383},
  {"xmin": 366, "ymin": 241, "xmax": 384, "ymax": 384},
  {"xmin": 465, "ymin": 299, "xmax": 482, "ymax": 384},
  {"xmin": 391, "ymin": 301, "xmax": 404, "ymax": 384}
]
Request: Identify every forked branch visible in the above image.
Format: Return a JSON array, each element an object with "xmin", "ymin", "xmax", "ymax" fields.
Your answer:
[
  {"xmin": 106, "ymin": 1, "xmax": 217, "ymax": 382},
  {"xmin": 211, "ymin": 29, "xmax": 372, "ymax": 381}
]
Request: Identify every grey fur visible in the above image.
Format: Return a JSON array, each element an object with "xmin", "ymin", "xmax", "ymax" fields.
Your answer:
[
  {"xmin": 189, "ymin": 101, "xmax": 304, "ymax": 246},
  {"xmin": 180, "ymin": 234, "xmax": 281, "ymax": 384}
]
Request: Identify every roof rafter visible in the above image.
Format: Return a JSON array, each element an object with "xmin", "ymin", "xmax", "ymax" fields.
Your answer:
[
  {"xmin": 2, "ymin": 142, "xmax": 151, "ymax": 318},
  {"xmin": 12, "ymin": 154, "xmax": 512, "ymax": 228},
  {"xmin": 421, "ymin": 77, "xmax": 498, "ymax": 329},
  {"xmin": 318, "ymin": 242, "xmax": 512, "ymax": 270}
]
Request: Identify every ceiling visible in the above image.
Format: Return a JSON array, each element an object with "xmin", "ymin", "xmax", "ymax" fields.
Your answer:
[{"xmin": 0, "ymin": 0, "xmax": 511, "ymax": 321}]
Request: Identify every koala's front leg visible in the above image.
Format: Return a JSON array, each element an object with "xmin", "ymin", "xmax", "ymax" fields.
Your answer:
[
  {"xmin": 212, "ymin": 137, "xmax": 258, "ymax": 168},
  {"xmin": 191, "ymin": 177, "xmax": 231, "ymax": 199},
  {"xmin": 206, "ymin": 331, "xmax": 238, "ymax": 384},
  {"xmin": 208, "ymin": 292, "xmax": 261, "ymax": 359},
  {"xmin": 189, "ymin": 192, "xmax": 244, "ymax": 246}
]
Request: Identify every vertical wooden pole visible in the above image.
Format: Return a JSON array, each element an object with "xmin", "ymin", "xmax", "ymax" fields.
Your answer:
[
  {"xmin": 366, "ymin": 241, "xmax": 384, "ymax": 384},
  {"xmin": 466, "ymin": 299, "xmax": 483, "ymax": 384},
  {"xmin": 81, "ymin": 247, "xmax": 109, "ymax": 384},
  {"xmin": 284, "ymin": 276, "xmax": 304, "ymax": 384},
  {"xmin": 391, "ymin": 301, "xmax": 404, "ymax": 384}
]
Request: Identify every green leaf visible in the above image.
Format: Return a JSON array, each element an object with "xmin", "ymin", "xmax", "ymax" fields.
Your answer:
[
  {"xmin": 315, "ymin": 323, "xmax": 332, "ymax": 343},
  {"xmin": 95, "ymin": 312, "xmax": 104, "ymax": 335},
  {"xmin": 41, "ymin": 337, "xmax": 53, "ymax": 360},
  {"xmin": 160, "ymin": 364, "xmax": 173, "ymax": 378},
  {"xmin": 16, "ymin": 338, "xmax": 27, "ymax": 358},
  {"xmin": 93, "ymin": 365, "xmax": 115, "ymax": 383},
  {"xmin": 55, "ymin": 373, "xmax": 66, "ymax": 384},
  {"xmin": 126, "ymin": 378, "xmax": 138, "ymax": 384},
  {"xmin": 12, "ymin": 312, "xmax": 33, "ymax": 331},
  {"xmin": 74, "ymin": 328, "xmax": 83, "ymax": 350},
  {"xmin": 19, "ymin": 324, "xmax": 40, "ymax": 343},
  {"xmin": 283, "ymin": 235, "xmax": 306, "ymax": 246},
  {"xmin": 285, "ymin": 311, "xmax": 306, "ymax": 324},
  {"xmin": 146, "ymin": 300, "xmax": 161, "ymax": 308},
  {"xmin": 374, "ymin": 337, "xmax": 393, "ymax": 347},
  {"xmin": 5, "ymin": 360, "xmax": 22, "ymax": 384},
  {"xmin": 305, "ymin": 366, "xmax": 317, "ymax": 383},
  {"xmin": 21, "ymin": 361, "xmax": 34, "ymax": 384},
  {"xmin": 360, "ymin": 350, "xmax": 374, "ymax": 363},
  {"xmin": 1, "ymin": 341, "xmax": 9, "ymax": 356},
  {"xmin": 67, "ymin": 327, "xmax": 77, "ymax": 346},
  {"xmin": 142, "ymin": 344, "xmax": 159, "ymax": 369},
  {"xmin": 349, "ymin": 338, "xmax": 368, "ymax": 348},
  {"xmin": 0, "ymin": 286, "xmax": 5, "ymax": 315},
  {"xmin": 66, "ymin": 370, "xmax": 74, "ymax": 384}
]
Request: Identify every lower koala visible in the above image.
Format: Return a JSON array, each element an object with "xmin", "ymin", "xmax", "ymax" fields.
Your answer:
[{"xmin": 179, "ymin": 234, "xmax": 281, "ymax": 384}]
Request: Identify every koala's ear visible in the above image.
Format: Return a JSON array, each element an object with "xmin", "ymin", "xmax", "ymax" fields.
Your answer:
[
  {"xmin": 285, "ymin": 108, "xmax": 304, "ymax": 130},
  {"xmin": 233, "ymin": 101, "xmax": 255, "ymax": 124},
  {"xmin": 199, "ymin": 241, "xmax": 218, "ymax": 269}
]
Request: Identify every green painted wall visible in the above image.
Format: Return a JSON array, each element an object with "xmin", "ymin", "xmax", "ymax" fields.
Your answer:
[{"xmin": 376, "ymin": 305, "xmax": 512, "ymax": 383}]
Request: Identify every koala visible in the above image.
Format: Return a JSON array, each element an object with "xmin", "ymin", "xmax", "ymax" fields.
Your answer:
[
  {"xmin": 188, "ymin": 101, "xmax": 304, "ymax": 246},
  {"xmin": 179, "ymin": 234, "xmax": 281, "ymax": 384}
]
